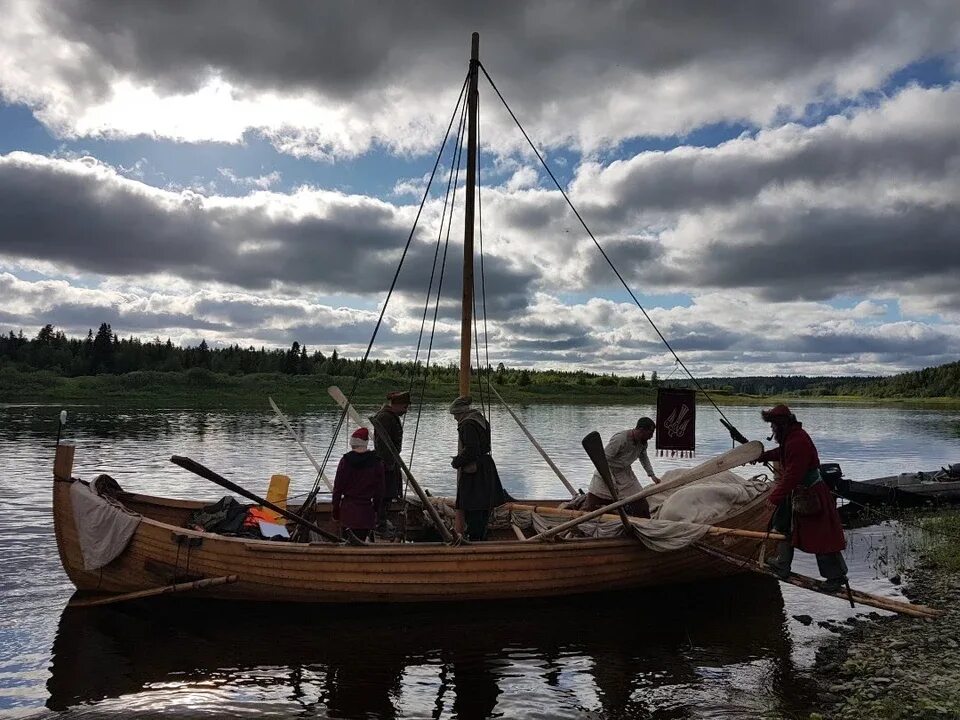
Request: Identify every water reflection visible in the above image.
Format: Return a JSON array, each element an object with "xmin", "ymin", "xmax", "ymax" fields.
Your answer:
[{"xmin": 45, "ymin": 577, "xmax": 815, "ymax": 719}]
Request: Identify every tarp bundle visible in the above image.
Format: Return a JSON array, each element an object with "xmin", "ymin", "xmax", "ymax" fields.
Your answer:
[
  {"xmin": 423, "ymin": 470, "xmax": 770, "ymax": 551},
  {"xmin": 629, "ymin": 470, "xmax": 769, "ymax": 551},
  {"xmin": 549, "ymin": 470, "xmax": 769, "ymax": 548}
]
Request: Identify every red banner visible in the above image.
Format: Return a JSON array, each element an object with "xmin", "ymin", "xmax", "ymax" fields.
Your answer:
[{"xmin": 656, "ymin": 388, "xmax": 696, "ymax": 458}]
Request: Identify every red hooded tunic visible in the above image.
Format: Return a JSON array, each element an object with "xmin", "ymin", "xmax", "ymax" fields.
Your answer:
[
  {"xmin": 759, "ymin": 423, "xmax": 846, "ymax": 554},
  {"xmin": 332, "ymin": 451, "xmax": 385, "ymax": 531}
]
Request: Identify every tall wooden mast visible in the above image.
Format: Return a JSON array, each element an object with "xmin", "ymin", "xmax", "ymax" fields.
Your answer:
[{"xmin": 458, "ymin": 32, "xmax": 479, "ymax": 398}]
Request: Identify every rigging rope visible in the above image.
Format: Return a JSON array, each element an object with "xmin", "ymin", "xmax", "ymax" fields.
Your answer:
[
  {"xmin": 406, "ymin": 105, "xmax": 467, "ymax": 399},
  {"xmin": 301, "ymin": 73, "xmax": 470, "ymax": 509},
  {"xmin": 477, "ymin": 88, "xmax": 493, "ymax": 419},
  {"xmin": 477, "ymin": 61, "xmax": 744, "ymax": 441},
  {"xmin": 406, "ymin": 97, "xmax": 469, "ymax": 469}
]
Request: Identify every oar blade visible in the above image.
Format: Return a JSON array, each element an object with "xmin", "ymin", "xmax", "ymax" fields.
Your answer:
[
  {"xmin": 581, "ymin": 431, "xmax": 612, "ymax": 486},
  {"xmin": 327, "ymin": 385, "xmax": 372, "ymax": 429}
]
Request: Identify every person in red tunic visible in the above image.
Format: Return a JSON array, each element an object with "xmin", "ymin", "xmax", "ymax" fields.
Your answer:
[
  {"xmin": 757, "ymin": 405, "xmax": 848, "ymax": 591},
  {"xmin": 331, "ymin": 427, "xmax": 385, "ymax": 543}
]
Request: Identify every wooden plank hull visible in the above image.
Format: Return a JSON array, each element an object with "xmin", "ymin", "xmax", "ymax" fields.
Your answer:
[
  {"xmin": 834, "ymin": 470, "xmax": 960, "ymax": 508},
  {"xmin": 54, "ymin": 473, "xmax": 777, "ymax": 604}
]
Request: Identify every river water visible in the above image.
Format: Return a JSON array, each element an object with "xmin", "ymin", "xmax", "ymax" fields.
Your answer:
[{"xmin": 1, "ymin": 401, "xmax": 958, "ymax": 719}]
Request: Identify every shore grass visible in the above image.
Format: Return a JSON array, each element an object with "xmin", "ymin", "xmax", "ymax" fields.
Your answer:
[
  {"xmin": 2, "ymin": 367, "xmax": 959, "ymax": 409},
  {"xmin": 917, "ymin": 511, "xmax": 960, "ymax": 573},
  {"xmin": 810, "ymin": 506, "xmax": 960, "ymax": 720}
]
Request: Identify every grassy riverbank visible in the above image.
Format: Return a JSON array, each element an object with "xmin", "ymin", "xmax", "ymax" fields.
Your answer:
[
  {"xmin": 1, "ymin": 367, "xmax": 664, "ymax": 408},
  {"xmin": 4, "ymin": 367, "xmax": 960, "ymax": 410},
  {"xmin": 809, "ymin": 509, "xmax": 960, "ymax": 719}
]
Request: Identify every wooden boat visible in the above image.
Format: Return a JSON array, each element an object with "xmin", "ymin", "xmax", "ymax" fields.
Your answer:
[
  {"xmin": 52, "ymin": 33, "xmax": 777, "ymax": 605},
  {"xmin": 53, "ymin": 444, "xmax": 775, "ymax": 603},
  {"xmin": 832, "ymin": 464, "xmax": 960, "ymax": 509}
]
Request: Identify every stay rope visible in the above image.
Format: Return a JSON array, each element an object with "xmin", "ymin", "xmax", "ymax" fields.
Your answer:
[
  {"xmin": 406, "ymin": 96, "xmax": 469, "ymax": 470},
  {"xmin": 302, "ymin": 73, "xmax": 470, "ymax": 509},
  {"xmin": 477, "ymin": 61, "xmax": 744, "ymax": 442},
  {"xmin": 476, "ymin": 88, "xmax": 493, "ymax": 419}
]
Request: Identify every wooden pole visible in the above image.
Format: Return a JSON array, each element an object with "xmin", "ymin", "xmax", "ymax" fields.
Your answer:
[
  {"xmin": 327, "ymin": 385, "xmax": 373, "ymax": 430},
  {"xmin": 268, "ymin": 396, "xmax": 333, "ymax": 491},
  {"xmin": 169, "ymin": 455, "xmax": 340, "ymax": 542},
  {"xmin": 458, "ymin": 31, "xmax": 479, "ymax": 398},
  {"xmin": 506, "ymin": 503, "xmax": 786, "ymax": 542},
  {"xmin": 694, "ymin": 542, "xmax": 942, "ymax": 619},
  {"xmin": 54, "ymin": 443, "xmax": 75, "ymax": 483},
  {"xmin": 327, "ymin": 386, "xmax": 454, "ymax": 544},
  {"xmin": 68, "ymin": 575, "xmax": 238, "ymax": 608},
  {"xmin": 528, "ymin": 439, "xmax": 764, "ymax": 541},
  {"xmin": 489, "ymin": 383, "xmax": 578, "ymax": 497},
  {"xmin": 369, "ymin": 415, "xmax": 456, "ymax": 544}
]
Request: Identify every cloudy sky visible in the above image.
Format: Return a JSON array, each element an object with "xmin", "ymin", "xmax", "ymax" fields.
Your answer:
[{"xmin": 2, "ymin": 1, "xmax": 959, "ymax": 377}]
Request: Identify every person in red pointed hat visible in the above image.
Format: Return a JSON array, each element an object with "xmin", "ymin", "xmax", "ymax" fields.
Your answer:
[
  {"xmin": 757, "ymin": 405, "xmax": 847, "ymax": 592},
  {"xmin": 331, "ymin": 427, "xmax": 385, "ymax": 543}
]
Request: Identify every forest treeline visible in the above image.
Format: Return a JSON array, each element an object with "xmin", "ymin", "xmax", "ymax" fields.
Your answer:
[
  {"xmin": 1, "ymin": 323, "xmax": 958, "ymax": 397},
  {"xmin": 665, "ymin": 362, "xmax": 960, "ymax": 398},
  {"xmin": 0, "ymin": 323, "xmax": 653, "ymax": 389}
]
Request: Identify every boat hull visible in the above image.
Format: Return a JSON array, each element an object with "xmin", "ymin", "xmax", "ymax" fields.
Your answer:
[
  {"xmin": 834, "ymin": 470, "xmax": 960, "ymax": 509},
  {"xmin": 53, "ymin": 463, "xmax": 776, "ymax": 604}
]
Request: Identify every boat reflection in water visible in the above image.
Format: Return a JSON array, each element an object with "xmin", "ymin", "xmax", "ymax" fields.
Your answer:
[{"xmin": 47, "ymin": 576, "xmax": 818, "ymax": 719}]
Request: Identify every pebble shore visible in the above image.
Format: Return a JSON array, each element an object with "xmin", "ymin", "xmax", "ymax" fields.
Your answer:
[{"xmin": 807, "ymin": 561, "xmax": 960, "ymax": 719}]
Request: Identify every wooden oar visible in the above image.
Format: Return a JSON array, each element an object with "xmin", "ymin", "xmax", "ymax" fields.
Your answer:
[
  {"xmin": 582, "ymin": 430, "xmax": 640, "ymax": 538},
  {"xmin": 366, "ymin": 415, "xmax": 455, "ymax": 544},
  {"xmin": 506, "ymin": 503, "xmax": 786, "ymax": 542},
  {"xmin": 488, "ymin": 384, "xmax": 579, "ymax": 498},
  {"xmin": 169, "ymin": 455, "xmax": 340, "ymax": 542},
  {"xmin": 528, "ymin": 439, "xmax": 765, "ymax": 541},
  {"xmin": 327, "ymin": 385, "xmax": 373, "ymax": 430},
  {"xmin": 327, "ymin": 385, "xmax": 455, "ymax": 544},
  {"xmin": 695, "ymin": 542, "xmax": 943, "ymax": 619},
  {"xmin": 68, "ymin": 575, "xmax": 238, "ymax": 608},
  {"xmin": 268, "ymin": 396, "xmax": 333, "ymax": 491}
]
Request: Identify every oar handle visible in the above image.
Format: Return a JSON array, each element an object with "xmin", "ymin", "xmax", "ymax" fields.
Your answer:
[{"xmin": 170, "ymin": 455, "xmax": 339, "ymax": 543}]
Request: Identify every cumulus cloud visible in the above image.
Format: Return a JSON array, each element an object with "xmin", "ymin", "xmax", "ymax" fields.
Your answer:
[
  {"xmin": 0, "ymin": 152, "xmax": 536, "ymax": 314},
  {"xmin": 2, "ymin": 1, "xmax": 959, "ymax": 158},
  {"xmin": 495, "ymin": 293, "xmax": 960, "ymax": 375},
  {"xmin": 2, "ymin": 3, "xmax": 960, "ymax": 375},
  {"xmin": 0, "ymin": 272, "xmax": 408, "ymax": 352}
]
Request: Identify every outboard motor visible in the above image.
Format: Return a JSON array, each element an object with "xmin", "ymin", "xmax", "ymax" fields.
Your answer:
[{"xmin": 819, "ymin": 463, "xmax": 843, "ymax": 490}]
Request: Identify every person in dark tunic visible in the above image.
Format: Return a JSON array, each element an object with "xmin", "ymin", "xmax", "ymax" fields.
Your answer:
[
  {"xmin": 757, "ymin": 405, "xmax": 848, "ymax": 591},
  {"xmin": 332, "ymin": 427, "xmax": 385, "ymax": 543},
  {"xmin": 372, "ymin": 390, "xmax": 410, "ymax": 532},
  {"xmin": 449, "ymin": 395, "xmax": 508, "ymax": 541}
]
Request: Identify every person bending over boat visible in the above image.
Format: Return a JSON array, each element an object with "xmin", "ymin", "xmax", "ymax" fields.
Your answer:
[
  {"xmin": 584, "ymin": 417, "xmax": 661, "ymax": 516},
  {"xmin": 332, "ymin": 427, "xmax": 385, "ymax": 544},
  {"xmin": 449, "ymin": 395, "xmax": 509, "ymax": 541},
  {"xmin": 757, "ymin": 405, "xmax": 848, "ymax": 592},
  {"xmin": 373, "ymin": 389, "xmax": 411, "ymax": 534}
]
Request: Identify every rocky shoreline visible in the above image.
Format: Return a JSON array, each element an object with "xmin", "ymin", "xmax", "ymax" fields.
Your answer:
[{"xmin": 807, "ymin": 535, "xmax": 960, "ymax": 718}]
